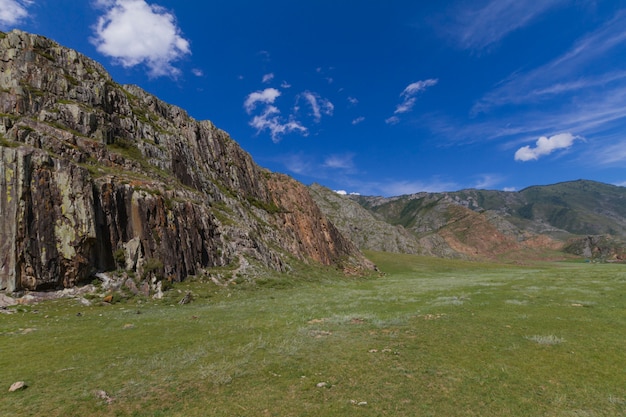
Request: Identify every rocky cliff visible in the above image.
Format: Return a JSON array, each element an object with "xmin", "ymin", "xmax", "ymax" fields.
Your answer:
[{"xmin": 0, "ymin": 30, "xmax": 372, "ymax": 292}]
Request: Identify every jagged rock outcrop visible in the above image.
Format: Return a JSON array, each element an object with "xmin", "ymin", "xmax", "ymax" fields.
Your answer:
[{"xmin": 0, "ymin": 30, "xmax": 372, "ymax": 292}]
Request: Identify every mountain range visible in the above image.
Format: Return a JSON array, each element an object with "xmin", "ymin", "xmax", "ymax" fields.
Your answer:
[{"xmin": 310, "ymin": 180, "xmax": 626, "ymax": 262}]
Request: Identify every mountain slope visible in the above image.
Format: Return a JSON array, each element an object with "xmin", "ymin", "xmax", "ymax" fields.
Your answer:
[
  {"xmin": 0, "ymin": 30, "xmax": 372, "ymax": 292},
  {"xmin": 318, "ymin": 180, "xmax": 626, "ymax": 261}
]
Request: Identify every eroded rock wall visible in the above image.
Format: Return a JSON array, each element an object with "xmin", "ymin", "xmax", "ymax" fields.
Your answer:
[{"xmin": 0, "ymin": 30, "xmax": 372, "ymax": 291}]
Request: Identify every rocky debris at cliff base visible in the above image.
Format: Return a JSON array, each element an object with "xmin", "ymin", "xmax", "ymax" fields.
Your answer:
[{"xmin": 0, "ymin": 293, "xmax": 17, "ymax": 308}]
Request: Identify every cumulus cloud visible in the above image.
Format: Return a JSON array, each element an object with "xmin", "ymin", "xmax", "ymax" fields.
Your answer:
[
  {"xmin": 514, "ymin": 133, "xmax": 579, "ymax": 161},
  {"xmin": 347, "ymin": 96, "xmax": 359, "ymax": 106},
  {"xmin": 387, "ymin": 79, "xmax": 438, "ymax": 124},
  {"xmin": 91, "ymin": 0, "xmax": 190, "ymax": 78},
  {"xmin": 0, "ymin": 0, "xmax": 32, "ymax": 27},
  {"xmin": 299, "ymin": 91, "xmax": 334, "ymax": 122},
  {"xmin": 244, "ymin": 89, "xmax": 308, "ymax": 142},
  {"xmin": 262, "ymin": 73, "xmax": 274, "ymax": 83},
  {"xmin": 352, "ymin": 116, "xmax": 365, "ymax": 125},
  {"xmin": 244, "ymin": 88, "xmax": 281, "ymax": 113}
]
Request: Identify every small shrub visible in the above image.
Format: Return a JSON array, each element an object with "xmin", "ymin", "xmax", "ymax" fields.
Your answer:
[
  {"xmin": 142, "ymin": 257, "xmax": 164, "ymax": 280},
  {"xmin": 113, "ymin": 248, "xmax": 126, "ymax": 268}
]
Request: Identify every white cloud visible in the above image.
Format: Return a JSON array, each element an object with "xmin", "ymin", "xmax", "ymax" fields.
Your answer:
[
  {"xmin": 347, "ymin": 96, "xmax": 359, "ymax": 106},
  {"xmin": 334, "ymin": 190, "xmax": 348, "ymax": 195},
  {"xmin": 243, "ymin": 88, "xmax": 281, "ymax": 113},
  {"xmin": 249, "ymin": 105, "xmax": 307, "ymax": 143},
  {"xmin": 352, "ymin": 116, "xmax": 365, "ymax": 125},
  {"xmin": 281, "ymin": 81, "xmax": 292, "ymax": 88},
  {"xmin": 503, "ymin": 187, "xmax": 517, "ymax": 192},
  {"xmin": 299, "ymin": 91, "xmax": 334, "ymax": 122},
  {"xmin": 444, "ymin": 0, "xmax": 566, "ymax": 51},
  {"xmin": 0, "ymin": 0, "xmax": 32, "ymax": 27},
  {"xmin": 387, "ymin": 79, "xmax": 438, "ymax": 123},
  {"xmin": 91, "ymin": 0, "xmax": 190, "ymax": 78},
  {"xmin": 262, "ymin": 73, "xmax": 274, "ymax": 83},
  {"xmin": 191, "ymin": 68, "xmax": 203, "ymax": 77},
  {"xmin": 514, "ymin": 133, "xmax": 579, "ymax": 161}
]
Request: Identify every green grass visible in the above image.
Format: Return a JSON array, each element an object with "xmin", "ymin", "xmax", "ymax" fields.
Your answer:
[{"xmin": 1, "ymin": 252, "xmax": 625, "ymax": 416}]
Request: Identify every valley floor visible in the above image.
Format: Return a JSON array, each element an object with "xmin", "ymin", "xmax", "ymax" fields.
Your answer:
[{"xmin": 1, "ymin": 252, "xmax": 625, "ymax": 416}]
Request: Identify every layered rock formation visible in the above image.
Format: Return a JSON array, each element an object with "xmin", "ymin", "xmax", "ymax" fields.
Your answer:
[{"xmin": 0, "ymin": 30, "xmax": 372, "ymax": 292}]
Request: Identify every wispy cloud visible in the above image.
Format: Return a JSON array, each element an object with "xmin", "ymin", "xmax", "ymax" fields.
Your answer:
[
  {"xmin": 515, "ymin": 133, "xmax": 580, "ymax": 162},
  {"xmin": 323, "ymin": 153, "xmax": 355, "ymax": 170},
  {"xmin": 352, "ymin": 116, "xmax": 365, "ymax": 125},
  {"xmin": 473, "ymin": 11, "xmax": 626, "ymax": 114},
  {"xmin": 0, "ymin": 0, "xmax": 33, "ymax": 27},
  {"xmin": 423, "ymin": 11, "xmax": 626, "ymax": 169},
  {"xmin": 91, "ymin": 0, "xmax": 190, "ymax": 78},
  {"xmin": 299, "ymin": 91, "xmax": 334, "ymax": 122},
  {"xmin": 387, "ymin": 79, "xmax": 438, "ymax": 124},
  {"xmin": 262, "ymin": 73, "xmax": 274, "ymax": 83},
  {"xmin": 588, "ymin": 138, "xmax": 626, "ymax": 166},
  {"xmin": 472, "ymin": 174, "xmax": 505, "ymax": 189},
  {"xmin": 444, "ymin": 0, "xmax": 566, "ymax": 51}
]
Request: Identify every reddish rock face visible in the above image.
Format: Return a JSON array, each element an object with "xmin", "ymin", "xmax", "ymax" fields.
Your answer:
[{"xmin": 0, "ymin": 30, "xmax": 372, "ymax": 291}]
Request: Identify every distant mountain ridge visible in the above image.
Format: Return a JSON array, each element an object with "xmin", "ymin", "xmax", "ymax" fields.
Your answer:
[{"xmin": 309, "ymin": 180, "xmax": 626, "ymax": 261}]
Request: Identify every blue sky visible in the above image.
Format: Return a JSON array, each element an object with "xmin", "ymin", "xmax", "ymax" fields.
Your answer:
[{"xmin": 2, "ymin": 0, "xmax": 626, "ymax": 196}]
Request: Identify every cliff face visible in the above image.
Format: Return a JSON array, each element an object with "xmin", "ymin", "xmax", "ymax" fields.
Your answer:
[{"xmin": 0, "ymin": 30, "xmax": 371, "ymax": 292}]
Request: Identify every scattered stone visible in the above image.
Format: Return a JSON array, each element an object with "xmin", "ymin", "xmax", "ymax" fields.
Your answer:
[
  {"xmin": 123, "ymin": 323, "xmax": 134, "ymax": 329},
  {"xmin": 9, "ymin": 381, "xmax": 26, "ymax": 392},
  {"xmin": 94, "ymin": 389, "xmax": 114, "ymax": 404},
  {"xmin": 78, "ymin": 297, "xmax": 91, "ymax": 307},
  {"xmin": 368, "ymin": 349, "xmax": 378, "ymax": 353},
  {"xmin": 316, "ymin": 382, "xmax": 330, "ymax": 388},
  {"xmin": 179, "ymin": 291, "xmax": 194, "ymax": 305}
]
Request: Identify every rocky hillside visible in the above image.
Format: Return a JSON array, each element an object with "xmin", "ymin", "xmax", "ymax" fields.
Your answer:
[
  {"xmin": 0, "ymin": 30, "xmax": 373, "ymax": 292},
  {"xmin": 312, "ymin": 180, "xmax": 626, "ymax": 261}
]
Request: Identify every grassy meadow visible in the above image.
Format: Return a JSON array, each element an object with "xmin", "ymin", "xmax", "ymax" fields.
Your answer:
[{"xmin": 1, "ymin": 252, "xmax": 625, "ymax": 416}]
